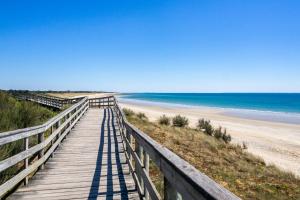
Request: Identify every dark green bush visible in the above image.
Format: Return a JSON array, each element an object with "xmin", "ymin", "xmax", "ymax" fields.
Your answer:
[
  {"xmin": 213, "ymin": 126, "xmax": 231, "ymax": 143},
  {"xmin": 197, "ymin": 119, "xmax": 214, "ymax": 135},
  {"xmin": 172, "ymin": 115, "xmax": 189, "ymax": 127},
  {"xmin": 222, "ymin": 129, "xmax": 231, "ymax": 143},
  {"xmin": 214, "ymin": 126, "xmax": 223, "ymax": 139},
  {"xmin": 242, "ymin": 142, "xmax": 248, "ymax": 149},
  {"xmin": 158, "ymin": 115, "xmax": 170, "ymax": 126},
  {"xmin": 137, "ymin": 112, "xmax": 148, "ymax": 120},
  {"xmin": 0, "ymin": 92, "xmax": 55, "ymax": 132},
  {"xmin": 0, "ymin": 92, "xmax": 56, "ymax": 184},
  {"xmin": 123, "ymin": 108, "xmax": 134, "ymax": 117},
  {"xmin": 197, "ymin": 118, "xmax": 232, "ymax": 143}
]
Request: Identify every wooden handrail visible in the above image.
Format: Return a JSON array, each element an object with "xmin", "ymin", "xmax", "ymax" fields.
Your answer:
[
  {"xmin": 0, "ymin": 97, "xmax": 89, "ymax": 198},
  {"xmin": 112, "ymin": 97, "xmax": 240, "ymax": 200},
  {"xmin": 14, "ymin": 93, "xmax": 84, "ymax": 110}
]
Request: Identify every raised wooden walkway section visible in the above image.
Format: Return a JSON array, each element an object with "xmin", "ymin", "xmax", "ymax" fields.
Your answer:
[
  {"xmin": 9, "ymin": 108, "xmax": 140, "ymax": 200},
  {"xmin": 1, "ymin": 95, "xmax": 240, "ymax": 200}
]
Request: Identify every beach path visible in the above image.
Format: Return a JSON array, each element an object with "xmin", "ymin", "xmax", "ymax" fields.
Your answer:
[{"xmin": 9, "ymin": 108, "xmax": 140, "ymax": 200}]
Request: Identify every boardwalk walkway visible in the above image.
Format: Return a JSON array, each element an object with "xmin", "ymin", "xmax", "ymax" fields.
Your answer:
[
  {"xmin": 9, "ymin": 108, "xmax": 140, "ymax": 200},
  {"xmin": 1, "ymin": 95, "xmax": 239, "ymax": 200}
]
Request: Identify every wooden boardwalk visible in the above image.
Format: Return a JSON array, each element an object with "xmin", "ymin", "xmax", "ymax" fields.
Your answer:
[
  {"xmin": 9, "ymin": 108, "xmax": 140, "ymax": 200},
  {"xmin": 1, "ymin": 95, "xmax": 239, "ymax": 200}
]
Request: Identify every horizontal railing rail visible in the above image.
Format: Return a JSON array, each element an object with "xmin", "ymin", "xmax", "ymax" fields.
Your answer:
[
  {"xmin": 89, "ymin": 96, "xmax": 116, "ymax": 108},
  {"xmin": 0, "ymin": 97, "xmax": 89, "ymax": 198},
  {"xmin": 14, "ymin": 93, "xmax": 84, "ymax": 110}
]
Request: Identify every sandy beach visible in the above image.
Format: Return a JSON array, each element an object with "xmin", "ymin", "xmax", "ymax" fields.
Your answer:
[{"xmin": 118, "ymin": 98, "xmax": 300, "ymax": 176}]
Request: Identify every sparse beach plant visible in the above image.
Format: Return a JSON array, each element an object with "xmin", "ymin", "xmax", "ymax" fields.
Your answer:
[
  {"xmin": 158, "ymin": 115, "xmax": 170, "ymax": 126},
  {"xmin": 123, "ymin": 108, "xmax": 134, "ymax": 117},
  {"xmin": 242, "ymin": 142, "xmax": 248, "ymax": 150},
  {"xmin": 172, "ymin": 115, "xmax": 189, "ymax": 127},
  {"xmin": 197, "ymin": 119, "xmax": 214, "ymax": 135},
  {"xmin": 137, "ymin": 112, "xmax": 148, "ymax": 120},
  {"xmin": 214, "ymin": 126, "xmax": 223, "ymax": 139},
  {"xmin": 213, "ymin": 127, "xmax": 231, "ymax": 143},
  {"xmin": 222, "ymin": 129, "xmax": 231, "ymax": 143},
  {"xmin": 127, "ymin": 113, "xmax": 300, "ymax": 199}
]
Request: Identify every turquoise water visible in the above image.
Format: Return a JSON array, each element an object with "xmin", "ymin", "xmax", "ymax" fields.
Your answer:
[{"xmin": 121, "ymin": 93, "xmax": 300, "ymax": 114}]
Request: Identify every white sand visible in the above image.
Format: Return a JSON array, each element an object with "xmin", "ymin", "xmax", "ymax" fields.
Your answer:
[{"xmin": 118, "ymin": 99, "xmax": 300, "ymax": 176}]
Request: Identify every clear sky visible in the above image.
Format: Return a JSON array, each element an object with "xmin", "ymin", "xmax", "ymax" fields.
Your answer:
[{"xmin": 0, "ymin": 0, "xmax": 299, "ymax": 92}]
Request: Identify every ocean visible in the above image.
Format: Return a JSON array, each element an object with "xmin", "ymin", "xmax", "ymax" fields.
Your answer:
[{"xmin": 120, "ymin": 93, "xmax": 300, "ymax": 124}]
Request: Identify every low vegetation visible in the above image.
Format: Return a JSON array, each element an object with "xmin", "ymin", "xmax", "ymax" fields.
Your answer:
[
  {"xmin": 158, "ymin": 115, "xmax": 171, "ymax": 126},
  {"xmin": 123, "ymin": 108, "xmax": 134, "ymax": 117},
  {"xmin": 124, "ymin": 109, "xmax": 300, "ymax": 200},
  {"xmin": 0, "ymin": 92, "xmax": 56, "ymax": 132},
  {"xmin": 172, "ymin": 115, "xmax": 189, "ymax": 127},
  {"xmin": 197, "ymin": 118, "xmax": 214, "ymax": 135},
  {"xmin": 136, "ymin": 112, "xmax": 148, "ymax": 120},
  {"xmin": 0, "ymin": 92, "xmax": 57, "ymax": 184},
  {"xmin": 198, "ymin": 119, "xmax": 231, "ymax": 143}
]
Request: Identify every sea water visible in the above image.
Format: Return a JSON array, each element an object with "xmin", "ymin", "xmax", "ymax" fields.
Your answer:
[{"xmin": 120, "ymin": 93, "xmax": 300, "ymax": 124}]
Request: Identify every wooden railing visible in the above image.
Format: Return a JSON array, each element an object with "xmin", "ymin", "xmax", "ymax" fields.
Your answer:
[
  {"xmin": 14, "ymin": 93, "xmax": 83, "ymax": 109},
  {"xmin": 89, "ymin": 96, "xmax": 116, "ymax": 108},
  {"xmin": 0, "ymin": 97, "xmax": 89, "ymax": 198},
  {"xmin": 110, "ymin": 96, "xmax": 239, "ymax": 200}
]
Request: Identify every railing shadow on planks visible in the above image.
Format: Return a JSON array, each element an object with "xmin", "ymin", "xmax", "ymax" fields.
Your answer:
[{"xmin": 0, "ymin": 95, "xmax": 240, "ymax": 200}]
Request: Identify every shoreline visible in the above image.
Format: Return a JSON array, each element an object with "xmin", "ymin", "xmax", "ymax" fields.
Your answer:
[
  {"xmin": 118, "ymin": 97, "xmax": 300, "ymax": 176},
  {"xmin": 118, "ymin": 97, "xmax": 300, "ymax": 125}
]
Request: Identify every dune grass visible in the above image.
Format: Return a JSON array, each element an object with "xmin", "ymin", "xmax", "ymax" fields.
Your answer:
[
  {"xmin": 126, "ymin": 110, "xmax": 300, "ymax": 200},
  {"xmin": 0, "ymin": 92, "xmax": 57, "ymax": 185}
]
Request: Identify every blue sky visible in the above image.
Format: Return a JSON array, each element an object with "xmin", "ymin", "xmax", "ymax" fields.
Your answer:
[{"xmin": 0, "ymin": 0, "xmax": 299, "ymax": 92}]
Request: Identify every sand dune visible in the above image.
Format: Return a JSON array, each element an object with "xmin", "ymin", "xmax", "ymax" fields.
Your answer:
[{"xmin": 118, "ymin": 99, "xmax": 300, "ymax": 176}]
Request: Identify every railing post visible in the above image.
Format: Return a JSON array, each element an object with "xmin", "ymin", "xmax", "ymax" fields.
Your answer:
[
  {"xmin": 38, "ymin": 132, "xmax": 45, "ymax": 170},
  {"xmin": 127, "ymin": 128, "xmax": 133, "ymax": 163},
  {"xmin": 55, "ymin": 119, "xmax": 61, "ymax": 151},
  {"xmin": 50, "ymin": 125, "xmax": 54, "ymax": 158},
  {"xmin": 135, "ymin": 143, "xmax": 144, "ymax": 196},
  {"xmin": 164, "ymin": 177, "xmax": 182, "ymax": 200},
  {"xmin": 23, "ymin": 137, "xmax": 29, "ymax": 185},
  {"xmin": 65, "ymin": 113, "xmax": 71, "ymax": 139},
  {"xmin": 144, "ymin": 151, "xmax": 150, "ymax": 200}
]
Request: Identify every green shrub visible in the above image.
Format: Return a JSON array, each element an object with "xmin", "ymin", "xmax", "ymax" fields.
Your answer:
[
  {"xmin": 214, "ymin": 126, "xmax": 223, "ymax": 139},
  {"xmin": 0, "ymin": 91, "xmax": 56, "ymax": 184},
  {"xmin": 213, "ymin": 126, "xmax": 231, "ymax": 143},
  {"xmin": 172, "ymin": 115, "xmax": 189, "ymax": 127},
  {"xmin": 123, "ymin": 108, "xmax": 134, "ymax": 117},
  {"xmin": 0, "ymin": 92, "xmax": 55, "ymax": 132},
  {"xmin": 242, "ymin": 142, "xmax": 248, "ymax": 149},
  {"xmin": 222, "ymin": 129, "xmax": 231, "ymax": 143},
  {"xmin": 158, "ymin": 115, "xmax": 170, "ymax": 126},
  {"xmin": 197, "ymin": 118, "xmax": 232, "ymax": 144},
  {"xmin": 197, "ymin": 119, "xmax": 214, "ymax": 135},
  {"xmin": 137, "ymin": 112, "xmax": 148, "ymax": 120}
]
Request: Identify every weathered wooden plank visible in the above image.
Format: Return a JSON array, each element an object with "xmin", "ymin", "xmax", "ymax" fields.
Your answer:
[
  {"xmin": 8, "ymin": 108, "xmax": 140, "ymax": 200},
  {"xmin": 10, "ymin": 192, "xmax": 140, "ymax": 200}
]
